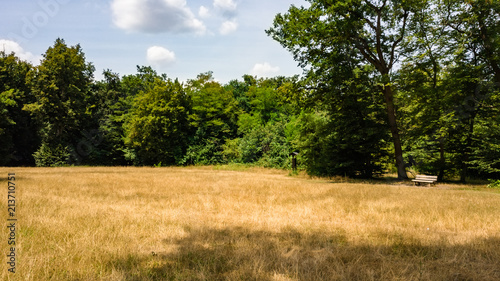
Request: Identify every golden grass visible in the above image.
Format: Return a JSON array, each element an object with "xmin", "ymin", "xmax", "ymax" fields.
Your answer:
[{"xmin": 1, "ymin": 166, "xmax": 500, "ymax": 280}]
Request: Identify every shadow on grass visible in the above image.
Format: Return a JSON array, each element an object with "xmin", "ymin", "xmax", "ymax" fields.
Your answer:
[{"xmin": 106, "ymin": 226, "xmax": 500, "ymax": 281}]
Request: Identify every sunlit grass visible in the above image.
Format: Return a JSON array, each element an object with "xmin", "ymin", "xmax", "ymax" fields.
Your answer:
[{"xmin": 1, "ymin": 167, "xmax": 499, "ymax": 280}]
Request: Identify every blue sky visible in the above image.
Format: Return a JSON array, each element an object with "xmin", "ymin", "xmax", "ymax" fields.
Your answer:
[{"xmin": 1, "ymin": 0, "xmax": 306, "ymax": 83}]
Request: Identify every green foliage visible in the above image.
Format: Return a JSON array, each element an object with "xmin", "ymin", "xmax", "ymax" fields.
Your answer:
[
  {"xmin": 221, "ymin": 138, "xmax": 240, "ymax": 163},
  {"xmin": 180, "ymin": 76, "xmax": 301, "ymax": 169},
  {"xmin": 0, "ymin": 89, "xmax": 17, "ymax": 165},
  {"xmin": 467, "ymin": 114, "xmax": 500, "ymax": 177},
  {"xmin": 182, "ymin": 138, "xmax": 225, "ymax": 165},
  {"xmin": 297, "ymin": 106, "xmax": 388, "ymax": 179},
  {"xmin": 228, "ymin": 78, "xmax": 300, "ymax": 169},
  {"xmin": 0, "ymin": 90, "xmax": 16, "ymax": 132},
  {"xmin": 441, "ymin": 0, "xmax": 500, "ymax": 84},
  {"xmin": 219, "ymin": 121, "xmax": 294, "ymax": 169},
  {"xmin": 256, "ymin": 122, "xmax": 295, "ymax": 169},
  {"xmin": 0, "ymin": 51, "xmax": 37, "ymax": 166},
  {"xmin": 266, "ymin": 0, "xmax": 431, "ymax": 179},
  {"xmin": 1, "ymin": 24, "xmax": 498, "ymax": 182},
  {"xmin": 33, "ymin": 143, "xmax": 70, "ymax": 167},
  {"xmin": 85, "ymin": 70, "xmax": 129, "ymax": 165},
  {"xmin": 181, "ymin": 72, "xmax": 239, "ymax": 165},
  {"xmin": 487, "ymin": 179, "xmax": 500, "ymax": 189},
  {"xmin": 25, "ymin": 38, "xmax": 94, "ymax": 166},
  {"xmin": 125, "ymin": 77, "xmax": 191, "ymax": 166},
  {"xmin": 397, "ymin": 0, "xmax": 500, "ymax": 181}
]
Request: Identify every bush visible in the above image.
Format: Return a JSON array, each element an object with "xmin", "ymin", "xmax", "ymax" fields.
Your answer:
[
  {"xmin": 487, "ymin": 179, "xmax": 500, "ymax": 189},
  {"xmin": 181, "ymin": 139, "xmax": 224, "ymax": 165},
  {"xmin": 33, "ymin": 143, "xmax": 70, "ymax": 167}
]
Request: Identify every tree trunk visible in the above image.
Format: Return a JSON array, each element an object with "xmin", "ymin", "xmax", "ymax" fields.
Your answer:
[
  {"xmin": 460, "ymin": 113, "xmax": 476, "ymax": 183},
  {"xmin": 382, "ymin": 85, "xmax": 408, "ymax": 179},
  {"xmin": 438, "ymin": 138, "xmax": 445, "ymax": 182}
]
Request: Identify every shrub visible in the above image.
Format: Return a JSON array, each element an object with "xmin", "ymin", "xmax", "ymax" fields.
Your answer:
[
  {"xmin": 33, "ymin": 143, "xmax": 70, "ymax": 167},
  {"xmin": 487, "ymin": 179, "xmax": 500, "ymax": 189}
]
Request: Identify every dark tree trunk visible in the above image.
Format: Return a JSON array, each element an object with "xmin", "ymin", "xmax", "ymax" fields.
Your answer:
[
  {"xmin": 438, "ymin": 138, "xmax": 445, "ymax": 182},
  {"xmin": 460, "ymin": 160, "xmax": 467, "ymax": 183},
  {"xmin": 382, "ymin": 85, "xmax": 407, "ymax": 179}
]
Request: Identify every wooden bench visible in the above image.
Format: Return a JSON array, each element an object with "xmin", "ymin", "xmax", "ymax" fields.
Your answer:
[{"xmin": 412, "ymin": 175, "xmax": 438, "ymax": 186}]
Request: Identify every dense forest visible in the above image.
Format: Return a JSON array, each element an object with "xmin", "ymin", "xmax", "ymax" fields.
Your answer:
[{"xmin": 1, "ymin": 0, "xmax": 499, "ymax": 181}]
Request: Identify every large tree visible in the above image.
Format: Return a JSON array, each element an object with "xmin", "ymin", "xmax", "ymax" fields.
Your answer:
[
  {"xmin": 124, "ymin": 75, "xmax": 191, "ymax": 166},
  {"xmin": 0, "ymin": 51, "xmax": 38, "ymax": 166},
  {"xmin": 267, "ymin": 0, "xmax": 427, "ymax": 179},
  {"xmin": 25, "ymin": 38, "xmax": 95, "ymax": 166},
  {"xmin": 182, "ymin": 72, "xmax": 239, "ymax": 165}
]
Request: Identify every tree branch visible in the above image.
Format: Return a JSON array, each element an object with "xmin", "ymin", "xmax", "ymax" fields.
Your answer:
[
  {"xmin": 381, "ymin": 0, "xmax": 387, "ymax": 10},
  {"xmin": 375, "ymin": 8, "xmax": 386, "ymax": 71},
  {"xmin": 445, "ymin": 1, "xmax": 466, "ymax": 34},
  {"xmin": 354, "ymin": 38, "xmax": 384, "ymax": 72},
  {"xmin": 389, "ymin": 11, "xmax": 409, "ymax": 70},
  {"xmin": 363, "ymin": 16, "xmax": 377, "ymax": 32},
  {"xmin": 364, "ymin": 0, "xmax": 377, "ymax": 11},
  {"xmin": 363, "ymin": 0, "xmax": 388, "ymax": 72}
]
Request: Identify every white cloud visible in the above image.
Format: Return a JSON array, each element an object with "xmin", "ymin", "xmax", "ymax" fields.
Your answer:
[
  {"xmin": 0, "ymin": 39, "xmax": 40, "ymax": 63},
  {"xmin": 147, "ymin": 46, "xmax": 176, "ymax": 67},
  {"xmin": 219, "ymin": 19, "xmax": 238, "ymax": 35},
  {"xmin": 213, "ymin": 0, "xmax": 237, "ymax": 18},
  {"xmin": 111, "ymin": 0, "xmax": 206, "ymax": 34},
  {"xmin": 213, "ymin": 0, "xmax": 237, "ymax": 11},
  {"xmin": 198, "ymin": 5, "xmax": 210, "ymax": 18},
  {"xmin": 251, "ymin": 62, "xmax": 280, "ymax": 77}
]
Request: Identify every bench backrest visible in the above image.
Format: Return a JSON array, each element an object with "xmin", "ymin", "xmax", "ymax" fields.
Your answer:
[{"xmin": 415, "ymin": 175, "xmax": 438, "ymax": 181}]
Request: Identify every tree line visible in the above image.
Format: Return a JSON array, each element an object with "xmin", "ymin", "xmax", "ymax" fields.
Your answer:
[
  {"xmin": 1, "ymin": 0, "xmax": 499, "ymax": 182},
  {"xmin": 0, "ymin": 39, "xmax": 303, "ymax": 170}
]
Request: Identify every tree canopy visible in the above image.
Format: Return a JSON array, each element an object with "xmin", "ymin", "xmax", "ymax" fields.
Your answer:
[{"xmin": 267, "ymin": 0, "xmax": 432, "ymax": 179}]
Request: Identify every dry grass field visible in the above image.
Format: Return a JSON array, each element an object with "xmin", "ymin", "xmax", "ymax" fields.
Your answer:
[{"xmin": 1, "ymin": 166, "xmax": 500, "ymax": 281}]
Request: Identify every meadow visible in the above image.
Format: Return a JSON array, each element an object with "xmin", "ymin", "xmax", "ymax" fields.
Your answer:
[{"xmin": 1, "ymin": 166, "xmax": 499, "ymax": 280}]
